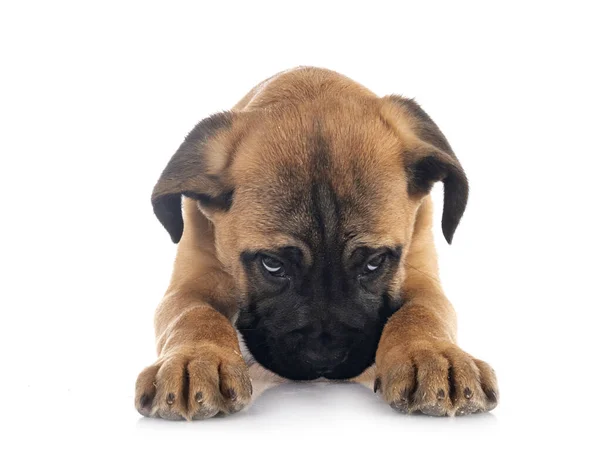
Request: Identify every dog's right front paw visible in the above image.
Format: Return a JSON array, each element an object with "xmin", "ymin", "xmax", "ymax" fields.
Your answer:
[{"xmin": 135, "ymin": 344, "xmax": 252, "ymax": 420}]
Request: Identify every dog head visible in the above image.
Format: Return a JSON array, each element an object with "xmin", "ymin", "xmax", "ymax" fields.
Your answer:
[{"xmin": 151, "ymin": 69, "xmax": 468, "ymax": 380}]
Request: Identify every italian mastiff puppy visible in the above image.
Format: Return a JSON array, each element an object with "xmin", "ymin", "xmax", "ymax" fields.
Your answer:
[{"xmin": 135, "ymin": 67, "xmax": 498, "ymax": 419}]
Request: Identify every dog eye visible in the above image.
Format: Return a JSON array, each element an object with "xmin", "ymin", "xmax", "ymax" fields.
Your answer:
[
  {"xmin": 261, "ymin": 256, "xmax": 286, "ymax": 277},
  {"xmin": 365, "ymin": 254, "xmax": 386, "ymax": 273}
]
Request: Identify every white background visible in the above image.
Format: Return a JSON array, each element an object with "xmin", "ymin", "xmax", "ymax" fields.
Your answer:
[{"xmin": 1, "ymin": 1, "xmax": 599, "ymax": 453}]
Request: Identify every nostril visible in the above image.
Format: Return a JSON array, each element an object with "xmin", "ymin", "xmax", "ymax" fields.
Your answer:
[
  {"xmin": 288, "ymin": 326, "xmax": 312, "ymax": 336},
  {"xmin": 319, "ymin": 332, "xmax": 333, "ymax": 345}
]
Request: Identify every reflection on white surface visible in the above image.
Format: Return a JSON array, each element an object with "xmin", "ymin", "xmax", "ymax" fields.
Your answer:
[
  {"xmin": 127, "ymin": 380, "xmax": 506, "ymax": 455},
  {"xmin": 246, "ymin": 381, "xmax": 497, "ymax": 425},
  {"xmin": 134, "ymin": 379, "xmax": 498, "ymax": 430}
]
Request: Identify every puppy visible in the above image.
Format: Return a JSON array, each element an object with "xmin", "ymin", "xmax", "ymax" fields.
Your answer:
[{"xmin": 135, "ymin": 67, "xmax": 498, "ymax": 419}]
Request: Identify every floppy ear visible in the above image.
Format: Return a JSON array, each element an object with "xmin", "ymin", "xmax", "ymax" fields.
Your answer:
[
  {"xmin": 383, "ymin": 96, "xmax": 469, "ymax": 244},
  {"xmin": 151, "ymin": 111, "xmax": 241, "ymax": 243}
]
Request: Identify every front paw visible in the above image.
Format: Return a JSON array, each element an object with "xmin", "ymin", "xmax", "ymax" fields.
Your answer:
[
  {"xmin": 375, "ymin": 341, "xmax": 498, "ymax": 416},
  {"xmin": 135, "ymin": 344, "xmax": 252, "ymax": 420}
]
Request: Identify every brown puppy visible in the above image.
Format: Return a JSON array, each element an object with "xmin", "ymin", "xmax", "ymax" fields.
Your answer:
[{"xmin": 135, "ymin": 67, "xmax": 498, "ymax": 419}]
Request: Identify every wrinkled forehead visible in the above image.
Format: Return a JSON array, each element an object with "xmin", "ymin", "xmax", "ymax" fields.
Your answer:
[{"xmin": 230, "ymin": 105, "xmax": 414, "ymax": 258}]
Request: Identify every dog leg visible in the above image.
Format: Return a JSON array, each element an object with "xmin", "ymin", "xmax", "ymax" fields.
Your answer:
[
  {"xmin": 135, "ymin": 199, "xmax": 252, "ymax": 420},
  {"xmin": 374, "ymin": 197, "xmax": 498, "ymax": 416}
]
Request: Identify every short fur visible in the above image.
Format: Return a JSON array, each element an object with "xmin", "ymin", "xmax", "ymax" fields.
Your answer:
[{"xmin": 135, "ymin": 67, "xmax": 498, "ymax": 419}]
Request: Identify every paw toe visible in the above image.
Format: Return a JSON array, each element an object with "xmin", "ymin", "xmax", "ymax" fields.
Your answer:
[{"xmin": 135, "ymin": 364, "xmax": 160, "ymax": 417}]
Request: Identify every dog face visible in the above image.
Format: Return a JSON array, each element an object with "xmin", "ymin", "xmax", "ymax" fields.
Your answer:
[
  {"xmin": 151, "ymin": 73, "xmax": 467, "ymax": 380},
  {"xmin": 227, "ymin": 104, "xmax": 412, "ymax": 380}
]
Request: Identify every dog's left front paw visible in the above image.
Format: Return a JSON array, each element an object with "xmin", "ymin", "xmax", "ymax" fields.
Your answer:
[{"xmin": 375, "ymin": 341, "xmax": 498, "ymax": 416}]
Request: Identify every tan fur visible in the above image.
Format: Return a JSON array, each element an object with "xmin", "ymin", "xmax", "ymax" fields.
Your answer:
[{"xmin": 135, "ymin": 67, "xmax": 498, "ymax": 419}]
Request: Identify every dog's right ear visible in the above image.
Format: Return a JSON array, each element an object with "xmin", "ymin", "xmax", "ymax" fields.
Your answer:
[{"xmin": 151, "ymin": 111, "xmax": 243, "ymax": 243}]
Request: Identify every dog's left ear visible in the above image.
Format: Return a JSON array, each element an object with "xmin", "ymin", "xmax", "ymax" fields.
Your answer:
[{"xmin": 383, "ymin": 96, "xmax": 469, "ymax": 244}]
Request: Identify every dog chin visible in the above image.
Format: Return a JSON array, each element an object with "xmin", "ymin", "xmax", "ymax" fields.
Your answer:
[{"xmin": 237, "ymin": 327, "xmax": 378, "ymax": 381}]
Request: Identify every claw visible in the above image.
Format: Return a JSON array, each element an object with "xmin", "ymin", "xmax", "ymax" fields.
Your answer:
[
  {"xmin": 373, "ymin": 377, "xmax": 381, "ymax": 393},
  {"xmin": 166, "ymin": 393, "xmax": 175, "ymax": 405},
  {"xmin": 140, "ymin": 393, "xmax": 152, "ymax": 409},
  {"xmin": 223, "ymin": 388, "xmax": 237, "ymax": 401}
]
